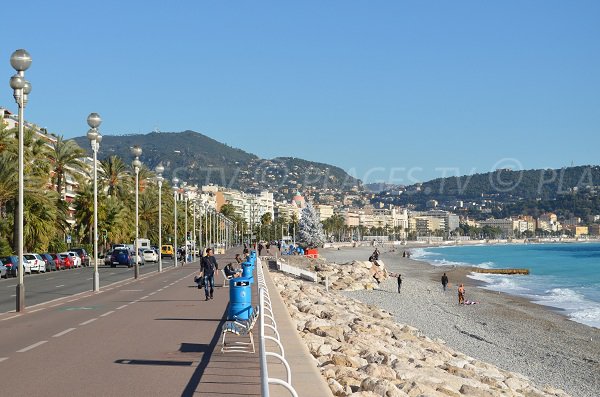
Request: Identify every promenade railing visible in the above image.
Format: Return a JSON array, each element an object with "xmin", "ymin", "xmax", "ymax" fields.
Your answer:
[{"xmin": 256, "ymin": 257, "xmax": 298, "ymax": 397}]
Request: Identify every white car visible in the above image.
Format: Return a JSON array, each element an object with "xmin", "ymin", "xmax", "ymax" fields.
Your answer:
[
  {"xmin": 142, "ymin": 249, "xmax": 158, "ymax": 263},
  {"xmin": 61, "ymin": 252, "xmax": 82, "ymax": 268},
  {"xmin": 24, "ymin": 254, "xmax": 45, "ymax": 273}
]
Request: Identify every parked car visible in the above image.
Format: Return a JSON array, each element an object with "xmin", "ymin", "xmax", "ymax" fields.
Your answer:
[
  {"xmin": 133, "ymin": 249, "xmax": 146, "ymax": 266},
  {"xmin": 104, "ymin": 249, "xmax": 114, "ymax": 266},
  {"xmin": 59, "ymin": 253, "xmax": 74, "ymax": 269},
  {"xmin": 41, "ymin": 253, "xmax": 56, "ymax": 271},
  {"xmin": 68, "ymin": 252, "xmax": 82, "ymax": 268},
  {"xmin": 70, "ymin": 247, "xmax": 90, "ymax": 267},
  {"xmin": 142, "ymin": 249, "xmax": 158, "ymax": 263},
  {"xmin": 161, "ymin": 244, "xmax": 174, "ymax": 258},
  {"xmin": 24, "ymin": 253, "xmax": 46, "ymax": 273},
  {"xmin": 0, "ymin": 260, "xmax": 7, "ymax": 279},
  {"xmin": 110, "ymin": 249, "xmax": 133, "ymax": 268},
  {"xmin": 0, "ymin": 256, "xmax": 29, "ymax": 276},
  {"xmin": 50, "ymin": 253, "xmax": 65, "ymax": 270}
]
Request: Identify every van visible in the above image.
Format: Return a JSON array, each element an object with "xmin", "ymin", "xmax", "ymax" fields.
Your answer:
[{"xmin": 161, "ymin": 245, "xmax": 174, "ymax": 258}]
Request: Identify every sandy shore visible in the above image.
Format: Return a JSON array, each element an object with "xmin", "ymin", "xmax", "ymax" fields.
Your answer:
[{"xmin": 318, "ymin": 245, "xmax": 600, "ymax": 397}]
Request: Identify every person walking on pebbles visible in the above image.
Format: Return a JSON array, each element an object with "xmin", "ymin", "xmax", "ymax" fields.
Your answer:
[
  {"xmin": 397, "ymin": 273, "xmax": 402, "ymax": 293},
  {"xmin": 458, "ymin": 283, "xmax": 465, "ymax": 304},
  {"xmin": 441, "ymin": 273, "xmax": 449, "ymax": 292}
]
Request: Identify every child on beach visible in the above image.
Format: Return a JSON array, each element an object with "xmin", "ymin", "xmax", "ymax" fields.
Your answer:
[{"xmin": 458, "ymin": 284, "xmax": 465, "ymax": 304}]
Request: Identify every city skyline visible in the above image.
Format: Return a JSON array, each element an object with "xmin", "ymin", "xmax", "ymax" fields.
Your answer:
[{"xmin": 2, "ymin": 1, "xmax": 599, "ymax": 183}]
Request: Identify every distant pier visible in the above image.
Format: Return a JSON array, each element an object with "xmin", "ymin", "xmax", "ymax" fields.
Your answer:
[{"xmin": 472, "ymin": 268, "xmax": 530, "ymax": 275}]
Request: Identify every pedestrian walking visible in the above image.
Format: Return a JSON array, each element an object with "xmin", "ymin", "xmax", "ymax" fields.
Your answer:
[
  {"xmin": 200, "ymin": 248, "xmax": 219, "ymax": 301},
  {"xmin": 397, "ymin": 273, "xmax": 402, "ymax": 293},
  {"xmin": 458, "ymin": 283, "xmax": 465, "ymax": 304},
  {"xmin": 441, "ymin": 273, "xmax": 449, "ymax": 292}
]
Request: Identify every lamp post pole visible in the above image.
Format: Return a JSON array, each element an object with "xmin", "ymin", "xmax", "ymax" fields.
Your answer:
[
  {"xmin": 9, "ymin": 49, "xmax": 32, "ymax": 313},
  {"xmin": 155, "ymin": 164, "xmax": 165, "ymax": 272},
  {"xmin": 86, "ymin": 113, "xmax": 102, "ymax": 291},
  {"xmin": 192, "ymin": 199, "xmax": 196, "ymax": 262},
  {"xmin": 184, "ymin": 183, "xmax": 188, "ymax": 264},
  {"xmin": 172, "ymin": 177, "xmax": 179, "ymax": 268},
  {"xmin": 131, "ymin": 146, "xmax": 142, "ymax": 279}
]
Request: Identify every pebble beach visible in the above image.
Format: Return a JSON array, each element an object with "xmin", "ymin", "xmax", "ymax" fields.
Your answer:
[{"xmin": 303, "ymin": 245, "xmax": 600, "ymax": 397}]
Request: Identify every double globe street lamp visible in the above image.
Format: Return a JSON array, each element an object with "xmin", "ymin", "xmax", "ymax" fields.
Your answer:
[
  {"xmin": 86, "ymin": 113, "xmax": 102, "ymax": 291},
  {"xmin": 131, "ymin": 146, "xmax": 142, "ymax": 279},
  {"xmin": 155, "ymin": 164, "xmax": 165, "ymax": 272},
  {"xmin": 9, "ymin": 49, "xmax": 32, "ymax": 312},
  {"xmin": 172, "ymin": 177, "xmax": 179, "ymax": 268}
]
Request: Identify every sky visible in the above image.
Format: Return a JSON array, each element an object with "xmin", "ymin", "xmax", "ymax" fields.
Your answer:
[{"xmin": 2, "ymin": 0, "xmax": 599, "ymax": 184}]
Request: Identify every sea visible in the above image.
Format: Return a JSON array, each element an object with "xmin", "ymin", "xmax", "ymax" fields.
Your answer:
[{"xmin": 411, "ymin": 243, "xmax": 600, "ymax": 329}]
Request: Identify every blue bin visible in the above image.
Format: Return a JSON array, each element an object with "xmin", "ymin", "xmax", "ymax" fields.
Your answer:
[
  {"xmin": 242, "ymin": 261, "xmax": 254, "ymax": 279},
  {"xmin": 228, "ymin": 277, "xmax": 253, "ymax": 320}
]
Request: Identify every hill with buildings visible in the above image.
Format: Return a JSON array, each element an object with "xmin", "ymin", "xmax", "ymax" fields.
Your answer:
[{"xmin": 73, "ymin": 130, "xmax": 361, "ymax": 195}]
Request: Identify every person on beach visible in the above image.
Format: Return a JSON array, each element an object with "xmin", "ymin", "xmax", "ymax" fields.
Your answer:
[
  {"xmin": 200, "ymin": 248, "xmax": 219, "ymax": 301},
  {"xmin": 441, "ymin": 273, "xmax": 449, "ymax": 291},
  {"xmin": 458, "ymin": 283, "xmax": 465, "ymax": 304},
  {"xmin": 397, "ymin": 273, "xmax": 402, "ymax": 293}
]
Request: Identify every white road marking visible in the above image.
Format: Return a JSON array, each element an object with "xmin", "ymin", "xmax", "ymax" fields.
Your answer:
[
  {"xmin": 55, "ymin": 284, "xmax": 65, "ymax": 288},
  {"xmin": 149, "ymin": 292, "xmax": 156, "ymax": 296},
  {"xmin": 100, "ymin": 311, "xmax": 114, "ymax": 317},
  {"xmin": 29, "ymin": 308, "xmax": 44, "ymax": 313},
  {"xmin": 0, "ymin": 357, "xmax": 8, "ymax": 362},
  {"xmin": 79, "ymin": 318, "xmax": 97, "ymax": 326},
  {"xmin": 17, "ymin": 340, "xmax": 47, "ymax": 353},
  {"xmin": 86, "ymin": 278, "xmax": 92, "ymax": 280},
  {"xmin": 121, "ymin": 289, "xmax": 143, "ymax": 292},
  {"xmin": 50, "ymin": 303, "xmax": 63, "ymax": 307},
  {"xmin": 116, "ymin": 304, "xmax": 128, "ymax": 310},
  {"xmin": 47, "ymin": 277, "xmax": 54, "ymax": 280},
  {"xmin": 7, "ymin": 285, "xmax": 16, "ymax": 288},
  {"xmin": 53, "ymin": 328, "xmax": 76, "ymax": 337},
  {"xmin": 140, "ymin": 295, "xmax": 149, "ymax": 300},
  {"xmin": 10, "ymin": 294, "xmax": 16, "ymax": 297},
  {"xmin": 0, "ymin": 315, "xmax": 20, "ymax": 322}
]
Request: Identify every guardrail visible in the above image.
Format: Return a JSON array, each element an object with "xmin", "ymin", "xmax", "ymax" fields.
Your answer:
[
  {"xmin": 276, "ymin": 260, "xmax": 318, "ymax": 282},
  {"xmin": 256, "ymin": 257, "xmax": 298, "ymax": 397}
]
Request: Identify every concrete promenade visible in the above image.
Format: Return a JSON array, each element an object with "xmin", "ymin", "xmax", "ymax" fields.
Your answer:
[{"xmin": 0, "ymin": 248, "xmax": 331, "ymax": 396}]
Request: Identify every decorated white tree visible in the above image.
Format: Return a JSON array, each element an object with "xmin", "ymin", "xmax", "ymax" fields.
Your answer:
[{"xmin": 298, "ymin": 202, "xmax": 325, "ymax": 248}]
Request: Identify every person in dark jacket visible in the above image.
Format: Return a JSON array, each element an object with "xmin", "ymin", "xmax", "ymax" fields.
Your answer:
[
  {"xmin": 397, "ymin": 273, "xmax": 402, "ymax": 293},
  {"xmin": 200, "ymin": 248, "xmax": 219, "ymax": 300},
  {"xmin": 441, "ymin": 273, "xmax": 449, "ymax": 292}
]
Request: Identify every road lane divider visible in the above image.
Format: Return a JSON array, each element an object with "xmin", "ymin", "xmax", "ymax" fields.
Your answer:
[
  {"xmin": 53, "ymin": 328, "xmax": 76, "ymax": 337},
  {"xmin": 116, "ymin": 304, "xmax": 128, "ymax": 310},
  {"xmin": 100, "ymin": 311, "xmax": 115, "ymax": 317},
  {"xmin": 0, "ymin": 357, "xmax": 8, "ymax": 362},
  {"xmin": 79, "ymin": 318, "xmax": 97, "ymax": 326},
  {"xmin": 17, "ymin": 341, "xmax": 47, "ymax": 353}
]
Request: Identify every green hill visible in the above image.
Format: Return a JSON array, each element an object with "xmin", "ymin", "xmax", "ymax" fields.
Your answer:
[{"xmin": 73, "ymin": 130, "xmax": 360, "ymax": 192}]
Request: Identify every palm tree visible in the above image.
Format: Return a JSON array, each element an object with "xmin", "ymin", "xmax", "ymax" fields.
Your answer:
[
  {"xmin": 48, "ymin": 136, "xmax": 86, "ymax": 196},
  {"xmin": 73, "ymin": 183, "xmax": 94, "ymax": 244},
  {"xmin": 100, "ymin": 155, "xmax": 129, "ymax": 198}
]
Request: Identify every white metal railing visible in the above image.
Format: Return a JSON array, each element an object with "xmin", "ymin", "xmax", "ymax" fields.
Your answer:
[
  {"xmin": 276, "ymin": 260, "xmax": 318, "ymax": 282},
  {"xmin": 256, "ymin": 258, "xmax": 298, "ymax": 397}
]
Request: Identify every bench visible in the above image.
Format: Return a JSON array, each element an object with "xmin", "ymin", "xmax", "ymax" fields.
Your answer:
[
  {"xmin": 221, "ymin": 306, "xmax": 260, "ymax": 353},
  {"xmin": 222, "ymin": 269, "xmax": 232, "ymax": 287}
]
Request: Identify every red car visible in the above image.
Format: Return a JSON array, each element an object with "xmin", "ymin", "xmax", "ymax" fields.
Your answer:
[
  {"xmin": 50, "ymin": 253, "xmax": 65, "ymax": 270},
  {"xmin": 59, "ymin": 253, "xmax": 74, "ymax": 269}
]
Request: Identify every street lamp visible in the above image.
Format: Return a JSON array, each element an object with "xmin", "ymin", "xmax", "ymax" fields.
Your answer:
[
  {"xmin": 172, "ymin": 177, "xmax": 179, "ymax": 268},
  {"xmin": 155, "ymin": 164, "xmax": 165, "ymax": 272},
  {"xmin": 86, "ymin": 113, "xmax": 102, "ymax": 292},
  {"xmin": 10, "ymin": 49, "xmax": 32, "ymax": 312},
  {"xmin": 183, "ymin": 182, "xmax": 188, "ymax": 265},
  {"xmin": 131, "ymin": 146, "xmax": 142, "ymax": 279}
]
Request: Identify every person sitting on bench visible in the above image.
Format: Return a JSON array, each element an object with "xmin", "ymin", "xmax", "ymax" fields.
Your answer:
[{"xmin": 224, "ymin": 262, "xmax": 241, "ymax": 279}]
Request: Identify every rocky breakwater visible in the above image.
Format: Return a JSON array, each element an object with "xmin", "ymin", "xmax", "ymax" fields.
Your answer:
[
  {"xmin": 316, "ymin": 260, "xmax": 389, "ymax": 291},
  {"xmin": 271, "ymin": 271, "xmax": 569, "ymax": 397}
]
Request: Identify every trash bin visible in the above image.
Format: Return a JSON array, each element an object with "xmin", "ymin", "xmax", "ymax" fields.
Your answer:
[
  {"xmin": 242, "ymin": 261, "xmax": 254, "ymax": 279},
  {"xmin": 229, "ymin": 277, "xmax": 253, "ymax": 320}
]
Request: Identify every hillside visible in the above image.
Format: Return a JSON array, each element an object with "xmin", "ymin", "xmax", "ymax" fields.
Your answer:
[
  {"xmin": 73, "ymin": 130, "xmax": 360, "ymax": 193},
  {"xmin": 377, "ymin": 165, "xmax": 600, "ymax": 210}
]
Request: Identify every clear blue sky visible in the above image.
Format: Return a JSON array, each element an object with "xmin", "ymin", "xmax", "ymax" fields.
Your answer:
[{"xmin": 2, "ymin": 0, "xmax": 599, "ymax": 184}]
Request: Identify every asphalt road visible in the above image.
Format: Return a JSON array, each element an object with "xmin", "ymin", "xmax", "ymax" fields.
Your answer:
[{"xmin": 0, "ymin": 258, "xmax": 189, "ymax": 313}]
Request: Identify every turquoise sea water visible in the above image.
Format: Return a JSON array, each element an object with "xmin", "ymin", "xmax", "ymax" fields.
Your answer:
[{"xmin": 411, "ymin": 243, "xmax": 600, "ymax": 329}]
